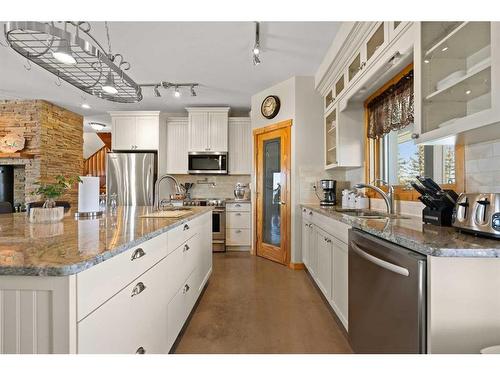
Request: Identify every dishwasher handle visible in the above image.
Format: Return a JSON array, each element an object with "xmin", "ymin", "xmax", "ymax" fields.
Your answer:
[{"xmin": 351, "ymin": 242, "xmax": 410, "ymax": 277}]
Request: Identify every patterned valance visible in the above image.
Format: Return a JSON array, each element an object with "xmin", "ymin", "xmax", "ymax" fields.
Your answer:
[{"xmin": 367, "ymin": 71, "xmax": 414, "ymax": 139}]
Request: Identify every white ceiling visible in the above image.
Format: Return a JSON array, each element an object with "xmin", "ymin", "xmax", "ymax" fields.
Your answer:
[{"xmin": 0, "ymin": 21, "xmax": 340, "ymax": 129}]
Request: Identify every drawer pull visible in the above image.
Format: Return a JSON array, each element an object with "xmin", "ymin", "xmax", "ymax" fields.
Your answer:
[
  {"xmin": 236, "ymin": 230, "xmax": 242, "ymax": 233},
  {"xmin": 308, "ymin": 211, "xmax": 313, "ymax": 216},
  {"xmin": 136, "ymin": 347, "xmax": 146, "ymax": 354},
  {"xmin": 183, "ymin": 284, "xmax": 190, "ymax": 294},
  {"xmin": 235, "ymin": 204, "xmax": 241, "ymax": 207},
  {"xmin": 183, "ymin": 244, "xmax": 190, "ymax": 252},
  {"xmin": 183, "ymin": 224, "xmax": 190, "ymax": 231},
  {"xmin": 131, "ymin": 282, "xmax": 147, "ymax": 297},
  {"xmin": 131, "ymin": 248, "xmax": 146, "ymax": 261},
  {"xmin": 236, "ymin": 213, "xmax": 241, "ymax": 216}
]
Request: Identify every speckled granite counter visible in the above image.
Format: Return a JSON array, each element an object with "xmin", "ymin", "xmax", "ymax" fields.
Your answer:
[
  {"xmin": 0, "ymin": 206, "xmax": 213, "ymax": 276},
  {"xmin": 301, "ymin": 204, "xmax": 500, "ymax": 258}
]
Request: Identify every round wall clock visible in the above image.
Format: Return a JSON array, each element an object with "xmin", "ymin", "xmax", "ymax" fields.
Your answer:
[{"xmin": 261, "ymin": 95, "xmax": 281, "ymax": 119}]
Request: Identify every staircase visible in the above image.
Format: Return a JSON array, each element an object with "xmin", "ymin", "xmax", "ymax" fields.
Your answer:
[{"xmin": 83, "ymin": 133, "xmax": 111, "ymax": 192}]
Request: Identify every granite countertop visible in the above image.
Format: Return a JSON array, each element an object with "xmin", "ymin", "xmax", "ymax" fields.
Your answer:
[
  {"xmin": 301, "ymin": 204, "xmax": 500, "ymax": 258},
  {"xmin": 0, "ymin": 206, "xmax": 213, "ymax": 276}
]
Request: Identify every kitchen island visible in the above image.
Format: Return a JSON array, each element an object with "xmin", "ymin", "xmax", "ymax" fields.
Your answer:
[
  {"xmin": 301, "ymin": 204, "xmax": 500, "ymax": 354},
  {"xmin": 0, "ymin": 206, "xmax": 213, "ymax": 354}
]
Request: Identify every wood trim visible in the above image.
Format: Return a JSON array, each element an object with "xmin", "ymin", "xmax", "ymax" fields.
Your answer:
[
  {"xmin": 253, "ymin": 120, "xmax": 292, "ymax": 266},
  {"xmin": 363, "ymin": 63, "xmax": 465, "ymax": 201},
  {"xmin": 252, "ymin": 119, "xmax": 292, "ymax": 136},
  {"xmin": 288, "ymin": 262, "xmax": 305, "ymax": 270}
]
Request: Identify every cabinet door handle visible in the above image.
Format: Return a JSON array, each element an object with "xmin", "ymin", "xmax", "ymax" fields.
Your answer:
[
  {"xmin": 131, "ymin": 248, "xmax": 146, "ymax": 261},
  {"xmin": 183, "ymin": 224, "xmax": 190, "ymax": 231},
  {"xmin": 131, "ymin": 282, "xmax": 147, "ymax": 297},
  {"xmin": 308, "ymin": 211, "xmax": 313, "ymax": 216},
  {"xmin": 411, "ymin": 133, "xmax": 419, "ymax": 139},
  {"xmin": 235, "ymin": 213, "xmax": 241, "ymax": 216},
  {"xmin": 136, "ymin": 347, "xmax": 146, "ymax": 354},
  {"xmin": 235, "ymin": 204, "xmax": 241, "ymax": 207},
  {"xmin": 303, "ymin": 208, "xmax": 306, "ymax": 212},
  {"xmin": 236, "ymin": 230, "xmax": 242, "ymax": 233},
  {"xmin": 183, "ymin": 284, "xmax": 190, "ymax": 294},
  {"xmin": 183, "ymin": 244, "xmax": 190, "ymax": 252}
]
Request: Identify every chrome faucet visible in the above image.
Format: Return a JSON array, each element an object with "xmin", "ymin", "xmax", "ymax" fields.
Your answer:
[
  {"xmin": 154, "ymin": 174, "xmax": 182, "ymax": 210},
  {"xmin": 354, "ymin": 179, "xmax": 395, "ymax": 215}
]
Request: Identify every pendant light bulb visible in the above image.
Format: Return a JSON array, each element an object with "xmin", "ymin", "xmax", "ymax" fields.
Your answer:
[
  {"xmin": 102, "ymin": 70, "xmax": 118, "ymax": 95},
  {"xmin": 253, "ymin": 44, "xmax": 260, "ymax": 55},
  {"xmin": 174, "ymin": 86, "xmax": 181, "ymax": 98},
  {"xmin": 52, "ymin": 39, "xmax": 77, "ymax": 65}
]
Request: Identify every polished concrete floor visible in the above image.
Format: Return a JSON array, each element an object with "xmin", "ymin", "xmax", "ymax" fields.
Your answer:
[{"xmin": 174, "ymin": 252, "xmax": 353, "ymax": 354}]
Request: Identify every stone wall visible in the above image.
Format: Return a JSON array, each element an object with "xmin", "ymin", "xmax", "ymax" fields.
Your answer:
[{"xmin": 0, "ymin": 100, "xmax": 83, "ymax": 207}]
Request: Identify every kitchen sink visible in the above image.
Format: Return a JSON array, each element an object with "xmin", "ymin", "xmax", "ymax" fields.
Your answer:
[{"xmin": 339, "ymin": 210, "xmax": 410, "ymax": 220}]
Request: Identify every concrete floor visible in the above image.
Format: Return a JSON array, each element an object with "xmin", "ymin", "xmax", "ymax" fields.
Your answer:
[{"xmin": 174, "ymin": 252, "xmax": 353, "ymax": 354}]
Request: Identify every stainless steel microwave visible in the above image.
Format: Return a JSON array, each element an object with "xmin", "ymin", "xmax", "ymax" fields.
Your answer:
[{"xmin": 188, "ymin": 152, "xmax": 228, "ymax": 174}]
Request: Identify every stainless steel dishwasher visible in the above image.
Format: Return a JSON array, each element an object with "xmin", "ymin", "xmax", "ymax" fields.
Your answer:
[{"xmin": 348, "ymin": 228, "xmax": 426, "ymax": 353}]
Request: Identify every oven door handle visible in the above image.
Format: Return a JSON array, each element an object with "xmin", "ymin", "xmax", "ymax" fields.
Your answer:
[{"xmin": 351, "ymin": 242, "xmax": 409, "ymax": 277}]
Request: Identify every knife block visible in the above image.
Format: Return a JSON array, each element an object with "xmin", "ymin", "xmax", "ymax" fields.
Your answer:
[{"xmin": 422, "ymin": 206, "xmax": 454, "ymax": 226}]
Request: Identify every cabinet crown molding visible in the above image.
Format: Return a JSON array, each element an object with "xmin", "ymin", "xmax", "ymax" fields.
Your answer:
[
  {"xmin": 185, "ymin": 107, "xmax": 230, "ymax": 113},
  {"xmin": 108, "ymin": 111, "xmax": 161, "ymax": 117}
]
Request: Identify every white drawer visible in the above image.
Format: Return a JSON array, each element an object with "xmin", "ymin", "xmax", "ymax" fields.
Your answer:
[
  {"xmin": 78, "ymin": 256, "xmax": 169, "ymax": 354},
  {"xmin": 226, "ymin": 228, "xmax": 251, "ymax": 246},
  {"xmin": 226, "ymin": 211, "xmax": 251, "ymax": 229},
  {"xmin": 310, "ymin": 211, "xmax": 350, "ymax": 244},
  {"xmin": 77, "ymin": 231, "xmax": 168, "ymax": 321},
  {"xmin": 226, "ymin": 202, "xmax": 251, "ymax": 212},
  {"xmin": 165, "ymin": 234, "xmax": 199, "ymax": 303},
  {"xmin": 168, "ymin": 217, "xmax": 198, "ymax": 254}
]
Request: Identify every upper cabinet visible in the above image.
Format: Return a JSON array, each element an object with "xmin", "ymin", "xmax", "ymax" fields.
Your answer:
[
  {"xmin": 166, "ymin": 117, "xmax": 188, "ymax": 174},
  {"xmin": 110, "ymin": 112, "xmax": 160, "ymax": 151},
  {"xmin": 414, "ymin": 22, "xmax": 500, "ymax": 144},
  {"xmin": 187, "ymin": 107, "xmax": 229, "ymax": 152},
  {"xmin": 228, "ymin": 117, "xmax": 251, "ymax": 175}
]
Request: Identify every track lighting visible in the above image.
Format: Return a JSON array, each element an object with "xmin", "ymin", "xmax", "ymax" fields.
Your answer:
[
  {"xmin": 102, "ymin": 70, "xmax": 118, "ymax": 95},
  {"xmin": 52, "ymin": 38, "xmax": 77, "ymax": 65},
  {"xmin": 153, "ymin": 84, "xmax": 161, "ymax": 97},
  {"xmin": 174, "ymin": 86, "xmax": 181, "ymax": 98},
  {"xmin": 252, "ymin": 22, "xmax": 261, "ymax": 66},
  {"xmin": 190, "ymin": 85, "xmax": 197, "ymax": 97}
]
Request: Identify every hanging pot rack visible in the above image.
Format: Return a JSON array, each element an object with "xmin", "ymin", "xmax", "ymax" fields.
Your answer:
[{"xmin": 4, "ymin": 21, "xmax": 143, "ymax": 103}]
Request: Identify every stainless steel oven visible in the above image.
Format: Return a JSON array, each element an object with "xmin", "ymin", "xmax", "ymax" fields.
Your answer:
[{"xmin": 188, "ymin": 152, "xmax": 228, "ymax": 175}]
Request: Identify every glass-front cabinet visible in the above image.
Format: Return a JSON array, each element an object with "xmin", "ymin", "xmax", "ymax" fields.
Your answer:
[
  {"xmin": 325, "ymin": 105, "xmax": 337, "ymax": 168},
  {"xmin": 417, "ymin": 22, "xmax": 499, "ymax": 141}
]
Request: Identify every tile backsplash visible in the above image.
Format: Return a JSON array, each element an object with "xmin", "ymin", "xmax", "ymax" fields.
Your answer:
[
  {"xmin": 172, "ymin": 175, "xmax": 251, "ymax": 199},
  {"xmin": 465, "ymin": 139, "xmax": 500, "ymax": 193}
]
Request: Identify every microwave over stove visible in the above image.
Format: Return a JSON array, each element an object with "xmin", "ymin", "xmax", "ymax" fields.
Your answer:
[{"xmin": 188, "ymin": 152, "xmax": 228, "ymax": 175}]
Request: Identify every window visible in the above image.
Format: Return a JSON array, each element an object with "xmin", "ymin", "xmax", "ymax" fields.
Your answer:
[{"xmin": 365, "ymin": 64, "xmax": 464, "ymax": 200}]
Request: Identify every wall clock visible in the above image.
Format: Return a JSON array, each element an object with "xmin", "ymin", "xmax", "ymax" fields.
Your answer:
[{"xmin": 261, "ymin": 95, "xmax": 281, "ymax": 119}]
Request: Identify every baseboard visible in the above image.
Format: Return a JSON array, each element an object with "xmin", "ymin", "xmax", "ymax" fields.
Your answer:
[{"xmin": 288, "ymin": 262, "xmax": 305, "ymax": 270}]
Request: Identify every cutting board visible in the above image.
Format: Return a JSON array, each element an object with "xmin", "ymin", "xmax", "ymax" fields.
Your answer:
[{"xmin": 140, "ymin": 210, "xmax": 191, "ymax": 219}]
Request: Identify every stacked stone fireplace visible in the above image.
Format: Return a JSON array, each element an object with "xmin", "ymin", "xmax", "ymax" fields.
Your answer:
[{"xmin": 0, "ymin": 100, "xmax": 83, "ymax": 209}]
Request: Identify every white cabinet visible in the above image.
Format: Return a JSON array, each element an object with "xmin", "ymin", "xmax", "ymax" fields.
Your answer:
[
  {"xmin": 110, "ymin": 111, "xmax": 160, "ymax": 151},
  {"xmin": 226, "ymin": 202, "xmax": 251, "ymax": 248},
  {"xmin": 301, "ymin": 207, "xmax": 349, "ymax": 330},
  {"xmin": 228, "ymin": 117, "xmax": 251, "ymax": 174},
  {"xmin": 187, "ymin": 107, "xmax": 229, "ymax": 152},
  {"xmin": 166, "ymin": 117, "xmax": 188, "ymax": 174},
  {"xmin": 315, "ymin": 227, "xmax": 333, "ymax": 300}
]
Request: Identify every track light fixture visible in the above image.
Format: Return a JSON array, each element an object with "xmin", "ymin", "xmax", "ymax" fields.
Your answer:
[
  {"xmin": 140, "ymin": 82, "xmax": 199, "ymax": 98},
  {"xmin": 252, "ymin": 22, "xmax": 261, "ymax": 66}
]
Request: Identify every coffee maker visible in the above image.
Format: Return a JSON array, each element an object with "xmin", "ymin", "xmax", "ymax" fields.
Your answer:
[{"xmin": 315, "ymin": 179, "xmax": 337, "ymax": 206}]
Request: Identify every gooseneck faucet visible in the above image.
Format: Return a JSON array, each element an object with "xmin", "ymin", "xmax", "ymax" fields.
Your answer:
[
  {"xmin": 354, "ymin": 179, "xmax": 395, "ymax": 215},
  {"xmin": 154, "ymin": 174, "xmax": 182, "ymax": 210}
]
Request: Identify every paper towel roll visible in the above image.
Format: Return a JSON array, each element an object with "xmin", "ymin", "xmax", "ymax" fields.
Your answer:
[{"xmin": 78, "ymin": 176, "xmax": 100, "ymax": 213}]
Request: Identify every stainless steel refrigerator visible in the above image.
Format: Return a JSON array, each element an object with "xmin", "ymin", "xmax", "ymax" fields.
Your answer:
[{"xmin": 106, "ymin": 152, "xmax": 156, "ymax": 206}]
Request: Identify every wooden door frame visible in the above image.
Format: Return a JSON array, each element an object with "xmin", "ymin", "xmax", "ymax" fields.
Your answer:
[{"xmin": 252, "ymin": 119, "xmax": 292, "ymax": 266}]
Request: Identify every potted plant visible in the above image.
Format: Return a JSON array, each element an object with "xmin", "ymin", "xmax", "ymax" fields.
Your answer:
[{"xmin": 29, "ymin": 175, "xmax": 81, "ymax": 223}]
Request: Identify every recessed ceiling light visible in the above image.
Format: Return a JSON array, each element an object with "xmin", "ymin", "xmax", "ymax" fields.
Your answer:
[
  {"xmin": 465, "ymin": 89, "xmax": 472, "ymax": 95},
  {"xmin": 81, "ymin": 103, "xmax": 91, "ymax": 109},
  {"xmin": 441, "ymin": 46, "xmax": 449, "ymax": 52}
]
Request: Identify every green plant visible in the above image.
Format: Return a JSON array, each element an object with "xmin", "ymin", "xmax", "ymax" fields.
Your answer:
[{"xmin": 32, "ymin": 175, "xmax": 82, "ymax": 206}]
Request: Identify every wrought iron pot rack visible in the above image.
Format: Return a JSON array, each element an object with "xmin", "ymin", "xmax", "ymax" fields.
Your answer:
[{"xmin": 4, "ymin": 21, "xmax": 143, "ymax": 103}]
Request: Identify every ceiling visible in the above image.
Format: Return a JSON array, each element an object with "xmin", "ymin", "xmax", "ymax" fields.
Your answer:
[{"xmin": 0, "ymin": 21, "xmax": 340, "ymax": 130}]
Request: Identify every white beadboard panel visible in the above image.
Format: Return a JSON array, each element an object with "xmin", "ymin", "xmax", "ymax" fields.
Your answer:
[
  {"xmin": 228, "ymin": 117, "xmax": 251, "ymax": 175},
  {"xmin": 166, "ymin": 118, "xmax": 189, "ymax": 174},
  {"xmin": 0, "ymin": 289, "xmax": 52, "ymax": 354},
  {"xmin": 208, "ymin": 112, "xmax": 229, "ymax": 151}
]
